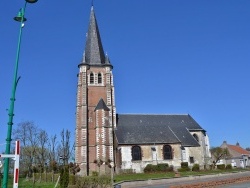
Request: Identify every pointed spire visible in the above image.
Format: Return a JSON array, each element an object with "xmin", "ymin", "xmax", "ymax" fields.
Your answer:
[
  {"xmin": 94, "ymin": 98, "xmax": 110, "ymax": 111},
  {"xmin": 84, "ymin": 6, "xmax": 106, "ymax": 65},
  {"xmin": 105, "ymin": 53, "xmax": 111, "ymax": 64},
  {"xmin": 81, "ymin": 51, "xmax": 86, "ymax": 63}
]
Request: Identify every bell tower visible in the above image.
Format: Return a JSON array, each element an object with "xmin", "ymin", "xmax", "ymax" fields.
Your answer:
[{"xmin": 75, "ymin": 6, "xmax": 116, "ymax": 176}]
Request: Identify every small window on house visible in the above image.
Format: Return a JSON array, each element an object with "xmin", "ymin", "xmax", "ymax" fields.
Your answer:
[
  {"xmin": 98, "ymin": 73, "xmax": 102, "ymax": 84},
  {"xmin": 190, "ymin": 156, "xmax": 194, "ymax": 163},
  {"xmin": 193, "ymin": 134, "xmax": 199, "ymax": 142},
  {"xmin": 90, "ymin": 73, "xmax": 94, "ymax": 84},
  {"xmin": 132, "ymin": 146, "xmax": 142, "ymax": 161},
  {"xmin": 163, "ymin": 145, "xmax": 173, "ymax": 160},
  {"xmin": 181, "ymin": 146, "xmax": 186, "ymax": 161}
]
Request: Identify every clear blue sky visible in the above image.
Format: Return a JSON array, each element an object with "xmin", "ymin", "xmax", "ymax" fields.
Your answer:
[{"xmin": 0, "ymin": 0, "xmax": 250, "ymax": 150}]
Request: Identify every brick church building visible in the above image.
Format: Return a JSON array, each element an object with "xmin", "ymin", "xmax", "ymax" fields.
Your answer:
[{"xmin": 75, "ymin": 6, "xmax": 211, "ymax": 176}]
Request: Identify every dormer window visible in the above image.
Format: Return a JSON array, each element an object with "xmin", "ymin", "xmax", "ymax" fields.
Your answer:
[
  {"xmin": 90, "ymin": 73, "xmax": 94, "ymax": 84},
  {"xmin": 98, "ymin": 73, "xmax": 102, "ymax": 84}
]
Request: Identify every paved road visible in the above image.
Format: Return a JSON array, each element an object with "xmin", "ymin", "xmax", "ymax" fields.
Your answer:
[{"xmin": 115, "ymin": 171, "xmax": 250, "ymax": 188}]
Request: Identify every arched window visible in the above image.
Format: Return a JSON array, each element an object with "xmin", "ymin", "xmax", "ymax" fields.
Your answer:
[
  {"xmin": 163, "ymin": 145, "xmax": 172, "ymax": 160},
  {"xmin": 193, "ymin": 134, "xmax": 199, "ymax": 142},
  {"xmin": 132, "ymin": 146, "xmax": 142, "ymax": 161},
  {"xmin": 98, "ymin": 73, "xmax": 102, "ymax": 84},
  {"xmin": 90, "ymin": 72, "xmax": 94, "ymax": 84}
]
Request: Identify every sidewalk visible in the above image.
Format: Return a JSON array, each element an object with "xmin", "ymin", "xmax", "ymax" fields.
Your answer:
[{"xmin": 114, "ymin": 171, "xmax": 250, "ymax": 188}]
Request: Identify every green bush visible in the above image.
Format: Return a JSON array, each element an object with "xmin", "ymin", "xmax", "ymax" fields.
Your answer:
[
  {"xmin": 192, "ymin": 164, "xmax": 200, "ymax": 171},
  {"xmin": 217, "ymin": 164, "xmax": 226, "ymax": 170},
  {"xmin": 144, "ymin": 163, "xmax": 173, "ymax": 173},
  {"xmin": 60, "ymin": 166, "xmax": 69, "ymax": 188},
  {"xmin": 178, "ymin": 162, "xmax": 190, "ymax": 172},
  {"xmin": 226, "ymin": 164, "xmax": 232, "ymax": 169},
  {"xmin": 166, "ymin": 165, "xmax": 174, "ymax": 172},
  {"xmin": 156, "ymin": 163, "xmax": 169, "ymax": 171},
  {"xmin": 181, "ymin": 162, "xmax": 189, "ymax": 168},
  {"xmin": 144, "ymin": 164, "xmax": 156, "ymax": 173},
  {"xmin": 76, "ymin": 175, "xmax": 111, "ymax": 187},
  {"xmin": 177, "ymin": 167, "xmax": 190, "ymax": 172},
  {"xmin": 69, "ymin": 174, "xmax": 77, "ymax": 185},
  {"xmin": 91, "ymin": 171, "xmax": 99, "ymax": 176}
]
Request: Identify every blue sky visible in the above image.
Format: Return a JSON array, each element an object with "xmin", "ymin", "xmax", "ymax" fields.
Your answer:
[{"xmin": 0, "ymin": 0, "xmax": 250, "ymax": 150}]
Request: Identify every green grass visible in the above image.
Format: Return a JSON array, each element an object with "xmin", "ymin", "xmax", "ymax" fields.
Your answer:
[
  {"xmin": 1, "ymin": 178, "xmax": 55, "ymax": 188},
  {"xmin": 114, "ymin": 172, "xmax": 175, "ymax": 182},
  {"xmin": 14, "ymin": 179, "xmax": 55, "ymax": 188},
  {"xmin": 114, "ymin": 168, "xmax": 250, "ymax": 183},
  {"xmin": 1, "ymin": 168, "xmax": 249, "ymax": 187}
]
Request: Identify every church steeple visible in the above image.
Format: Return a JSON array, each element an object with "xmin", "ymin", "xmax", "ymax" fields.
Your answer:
[
  {"xmin": 83, "ymin": 6, "xmax": 108, "ymax": 66},
  {"xmin": 75, "ymin": 6, "xmax": 116, "ymax": 176}
]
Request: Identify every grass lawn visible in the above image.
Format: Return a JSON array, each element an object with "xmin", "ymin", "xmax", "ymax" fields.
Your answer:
[
  {"xmin": 114, "ymin": 169, "xmax": 250, "ymax": 183},
  {"xmin": 16, "ymin": 179, "xmax": 55, "ymax": 188},
  {"xmin": 1, "ymin": 178, "xmax": 56, "ymax": 188},
  {"xmin": 114, "ymin": 172, "xmax": 175, "ymax": 182},
  {"xmin": 1, "ymin": 169, "xmax": 249, "ymax": 187}
]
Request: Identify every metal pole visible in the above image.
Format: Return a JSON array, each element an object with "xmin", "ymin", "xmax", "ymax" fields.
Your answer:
[{"xmin": 2, "ymin": 2, "xmax": 27, "ymax": 188}]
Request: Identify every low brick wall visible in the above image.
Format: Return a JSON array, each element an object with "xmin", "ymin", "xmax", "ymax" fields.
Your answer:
[{"xmin": 170, "ymin": 176, "xmax": 250, "ymax": 188}]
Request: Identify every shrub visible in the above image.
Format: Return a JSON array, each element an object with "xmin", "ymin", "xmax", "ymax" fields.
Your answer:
[
  {"xmin": 217, "ymin": 164, "xmax": 225, "ymax": 170},
  {"xmin": 144, "ymin": 164, "xmax": 156, "ymax": 173},
  {"xmin": 166, "ymin": 165, "xmax": 174, "ymax": 172},
  {"xmin": 76, "ymin": 175, "xmax": 111, "ymax": 188},
  {"xmin": 156, "ymin": 163, "xmax": 169, "ymax": 171},
  {"xmin": 60, "ymin": 166, "xmax": 69, "ymax": 188},
  {"xmin": 92, "ymin": 171, "xmax": 99, "ymax": 176},
  {"xmin": 178, "ymin": 162, "xmax": 190, "ymax": 172},
  {"xmin": 181, "ymin": 162, "xmax": 189, "ymax": 168},
  {"xmin": 69, "ymin": 174, "xmax": 77, "ymax": 185},
  {"xmin": 226, "ymin": 164, "xmax": 232, "ymax": 169},
  {"xmin": 144, "ymin": 163, "xmax": 173, "ymax": 173},
  {"xmin": 192, "ymin": 164, "xmax": 200, "ymax": 171},
  {"xmin": 177, "ymin": 167, "xmax": 190, "ymax": 172}
]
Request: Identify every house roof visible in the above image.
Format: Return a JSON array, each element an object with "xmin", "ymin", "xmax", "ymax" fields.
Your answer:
[
  {"xmin": 227, "ymin": 144, "xmax": 250, "ymax": 155},
  {"xmin": 81, "ymin": 6, "xmax": 112, "ymax": 67},
  {"xmin": 115, "ymin": 114, "xmax": 204, "ymax": 146}
]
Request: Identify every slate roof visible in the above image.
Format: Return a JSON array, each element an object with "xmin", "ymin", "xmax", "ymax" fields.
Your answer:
[
  {"xmin": 81, "ymin": 6, "xmax": 112, "ymax": 67},
  {"xmin": 115, "ymin": 114, "xmax": 204, "ymax": 147}
]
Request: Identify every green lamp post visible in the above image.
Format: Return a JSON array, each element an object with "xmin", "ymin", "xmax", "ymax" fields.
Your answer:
[{"xmin": 2, "ymin": 0, "xmax": 38, "ymax": 187}]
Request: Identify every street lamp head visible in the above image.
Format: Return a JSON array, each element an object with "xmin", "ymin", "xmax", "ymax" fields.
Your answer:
[
  {"xmin": 25, "ymin": 0, "xmax": 38, "ymax": 3},
  {"xmin": 14, "ymin": 10, "xmax": 27, "ymax": 22}
]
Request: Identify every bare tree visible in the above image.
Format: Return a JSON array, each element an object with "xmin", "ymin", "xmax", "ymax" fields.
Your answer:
[
  {"xmin": 36, "ymin": 130, "xmax": 49, "ymax": 182},
  {"xmin": 13, "ymin": 121, "xmax": 39, "ymax": 176},
  {"xmin": 210, "ymin": 147, "xmax": 231, "ymax": 168},
  {"xmin": 37, "ymin": 130, "xmax": 49, "ymax": 168},
  {"xmin": 58, "ymin": 129, "xmax": 71, "ymax": 188},
  {"xmin": 48, "ymin": 134, "xmax": 58, "ymax": 170},
  {"xmin": 59, "ymin": 129, "xmax": 71, "ymax": 165}
]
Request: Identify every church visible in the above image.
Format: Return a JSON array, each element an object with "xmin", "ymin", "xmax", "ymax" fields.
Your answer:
[{"xmin": 75, "ymin": 6, "xmax": 211, "ymax": 176}]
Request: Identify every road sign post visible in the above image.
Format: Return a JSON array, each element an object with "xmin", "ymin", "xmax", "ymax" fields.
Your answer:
[{"xmin": 0, "ymin": 141, "xmax": 20, "ymax": 188}]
